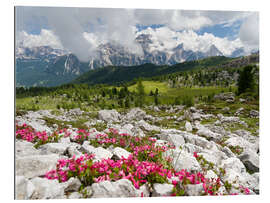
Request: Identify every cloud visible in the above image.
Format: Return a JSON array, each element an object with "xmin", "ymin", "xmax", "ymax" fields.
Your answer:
[
  {"xmin": 16, "ymin": 7, "xmax": 258, "ymax": 60},
  {"xmin": 137, "ymin": 27, "xmax": 244, "ymax": 56},
  {"xmin": 16, "ymin": 29, "xmax": 63, "ymax": 49},
  {"xmin": 239, "ymin": 13, "xmax": 259, "ymax": 50}
]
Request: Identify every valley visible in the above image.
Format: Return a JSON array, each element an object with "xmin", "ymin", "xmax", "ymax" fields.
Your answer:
[{"xmin": 15, "ymin": 57, "xmax": 259, "ymax": 198}]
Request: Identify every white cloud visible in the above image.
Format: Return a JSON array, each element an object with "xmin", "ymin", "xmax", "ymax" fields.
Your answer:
[
  {"xmin": 16, "ymin": 7, "xmax": 258, "ymax": 59},
  {"xmin": 16, "ymin": 29, "xmax": 63, "ymax": 49},
  {"xmin": 239, "ymin": 13, "xmax": 259, "ymax": 50},
  {"xmin": 137, "ymin": 27, "xmax": 245, "ymax": 56}
]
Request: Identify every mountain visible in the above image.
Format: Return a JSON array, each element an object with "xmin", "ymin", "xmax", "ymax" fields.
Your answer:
[
  {"xmin": 15, "ymin": 46, "xmax": 88, "ymax": 87},
  {"xmin": 72, "ymin": 56, "xmax": 231, "ymax": 85},
  {"xmin": 88, "ymin": 34, "xmax": 224, "ymax": 69},
  {"xmin": 15, "ymin": 33, "xmax": 250, "ymax": 87}
]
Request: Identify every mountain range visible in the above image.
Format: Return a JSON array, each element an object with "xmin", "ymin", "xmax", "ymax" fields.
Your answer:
[{"xmin": 16, "ymin": 33, "xmax": 247, "ymax": 87}]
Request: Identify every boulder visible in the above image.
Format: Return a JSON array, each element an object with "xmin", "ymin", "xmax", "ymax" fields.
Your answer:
[
  {"xmin": 238, "ymin": 149, "xmax": 259, "ymax": 173},
  {"xmin": 62, "ymin": 177, "xmax": 81, "ymax": 193},
  {"xmin": 112, "ymin": 147, "xmax": 131, "ymax": 159},
  {"xmin": 185, "ymin": 183, "xmax": 204, "ymax": 196},
  {"xmin": 165, "ymin": 149, "xmax": 201, "ymax": 172},
  {"xmin": 124, "ymin": 108, "xmax": 146, "ymax": 121},
  {"xmin": 205, "ymin": 170, "xmax": 218, "ymax": 180},
  {"xmin": 16, "ymin": 140, "xmax": 41, "ymax": 157},
  {"xmin": 66, "ymin": 143, "xmax": 83, "ymax": 158},
  {"xmin": 191, "ymin": 113, "xmax": 202, "ymax": 121},
  {"xmin": 136, "ymin": 184, "xmax": 150, "ymax": 197},
  {"xmin": 249, "ymin": 110, "xmax": 259, "ymax": 118},
  {"xmin": 68, "ymin": 192, "xmax": 83, "ymax": 199},
  {"xmin": 15, "ymin": 176, "xmax": 35, "ymax": 200},
  {"xmin": 181, "ymin": 132, "xmax": 212, "ymax": 150},
  {"xmin": 16, "ymin": 154, "xmax": 60, "ymax": 179},
  {"xmin": 214, "ymin": 92, "xmax": 235, "ymax": 101},
  {"xmin": 159, "ymin": 133, "xmax": 185, "ymax": 148},
  {"xmin": 30, "ymin": 177, "xmax": 65, "ymax": 199},
  {"xmin": 224, "ymin": 136, "xmax": 257, "ymax": 154},
  {"xmin": 98, "ymin": 110, "xmax": 120, "ymax": 123},
  {"xmin": 252, "ymin": 173, "xmax": 260, "ymax": 194},
  {"xmin": 197, "ymin": 127, "xmax": 222, "ymax": 142},
  {"xmin": 185, "ymin": 121, "xmax": 193, "ymax": 132},
  {"xmin": 152, "ymin": 183, "xmax": 174, "ymax": 197},
  {"xmin": 137, "ymin": 120, "xmax": 160, "ymax": 132},
  {"xmin": 182, "ymin": 143, "xmax": 203, "ymax": 154},
  {"xmin": 39, "ymin": 143, "xmax": 70, "ymax": 155},
  {"xmin": 219, "ymin": 157, "xmax": 246, "ymax": 174},
  {"xmin": 235, "ymin": 107, "xmax": 244, "ymax": 116},
  {"xmin": 91, "ymin": 179, "xmax": 138, "ymax": 198},
  {"xmin": 221, "ymin": 146, "xmax": 236, "ymax": 158},
  {"xmin": 82, "ymin": 141, "xmax": 113, "ymax": 161}
]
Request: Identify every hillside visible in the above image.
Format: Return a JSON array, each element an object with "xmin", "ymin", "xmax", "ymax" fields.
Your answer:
[{"xmin": 73, "ymin": 53, "xmax": 258, "ymax": 86}]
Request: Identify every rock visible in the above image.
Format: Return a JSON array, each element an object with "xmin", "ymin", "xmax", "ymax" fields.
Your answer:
[
  {"xmin": 153, "ymin": 106, "xmax": 160, "ymax": 112},
  {"xmin": 137, "ymin": 120, "xmax": 160, "ymax": 132},
  {"xmin": 182, "ymin": 143, "xmax": 203, "ymax": 154},
  {"xmin": 252, "ymin": 173, "xmax": 260, "ymax": 194},
  {"xmin": 30, "ymin": 177, "xmax": 65, "ymax": 199},
  {"xmin": 181, "ymin": 132, "xmax": 212, "ymax": 149},
  {"xmin": 189, "ymin": 107, "xmax": 197, "ymax": 113},
  {"xmin": 124, "ymin": 108, "xmax": 146, "ymax": 121},
  {"xmin": 165, "ymin": 149, "xmax": 201, "ymax": 172},
  {"xmin": 67, "ymin": 108, "xmax": 83, "ymax": 116},
  {"xmin": 98, "ymin": 109, "xmax": 120, "ymax": 123},
  {"xmin": 192, "ymin": 113, "xmax": 202, "ymax": 121},
  {"xmin": 185, "ymin": 183, "xmax": 204, "ymax": 196},
  {"xmin": 222, "ymin": 107, "xmax": 230, "ymax": 112},
  {"xmin": 159, "ymin": 133, "xmax": 185, "ymax": 148},
  {"xmin": 68, "ymin": 192, "xmax": 83, "ymax": 199},
  {"xmin": 239, "ymin": 98, "xmax": 246, "ymax": 103},
  {"xmin": 176, "ymin": 116, "xmax": 185, "ymax": 122},
  {"xmin": 16, "ymin": 154, "xmax": 60, "ymax": 179},
  {"xmin": 224, "ymin": 136, "xmax": 257, "ymax": 154},
  {"xmin": 185, "ymin": 121, "xmax": 193, "ymax": 132},
  {"xmin": 221, "ymin": 146, "xmax": 236, "ymax": 158},
  {"xmin": 214, "ymin": 92, "xmax": 235, "ymax": 101},
  {"xmin": 205, "ymin": 125, "xmax": 227, "ymax": 136},
  {"xmin": 16, "ymin": 140, "xmax": 40, "ymax": 157},
  {"xmin": 91, "ymin": 179, "xmax": 138, "ymax": 198},
  {"xmin": 197, "ymin": 152, "xmax": 222, "ymax": 167},
  {"xmin": 112, "ymin": 147, "xmax": 131, "ymax": 159},
  {"xmin": 59, "ymin": 137, "xmax": 71, "ymax": 144},
  {"xmin": 152, "ymin": 183, "xmax": 173, "ymax": 197},
  {"xmin": 205, "ymin": 170, "xmax": 218, "ymax": 180},
  {"xmin": 62, "ymin": 177, "xmax": 81, "ymax": 192},
  {"xmin": 15, "ymin": 176, "xmax": 35, "ymax": 200},
  {"xmin": 219, "ymin": 157, "xmax": 246, "ymax": 174},
  {"xmin": 136, "ymin": 184, "xmax": 150, "ymax": 197},
  {"xmin": 39, "ymin": 143, "xmax": 70, "ymax": 155},
  {"xmin": 235, "ymin": 107, "xmax": 244, "ymax": 116},
  {"xmin": 82, "ymin": 141, "xmax": 113, "ymax": 161},
  {"xmin": 221, "ymin": 170, "xmax": 257, "ymax": 192},
  {"xmin": 197, "ymin": 127, "xmax": 222, "ymax": 142},
  {"xmin": 238, "ymin": 149, "xmax": 259, "ymax": 173},
  {"xmin": 66, "ymin": 143, "xmax": 83, "ymax": 158},
  {"xmin": 249, "ymin": 110, "xmax": 259, "ymax": 118}
]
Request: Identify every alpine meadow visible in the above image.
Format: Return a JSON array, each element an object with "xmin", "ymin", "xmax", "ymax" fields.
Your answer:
[{"xmin": 15, "ymin": 7, "xmax": 260, "ymax": 199}]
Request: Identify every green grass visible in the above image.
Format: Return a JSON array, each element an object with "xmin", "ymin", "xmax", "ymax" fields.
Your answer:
[
  {"xmin": 43, "ymin": 116, "xmax": 89, "ymax": 130},
  {"xmin": 128, "ymin": 81, "xmax": 169, "ymax": 94}
]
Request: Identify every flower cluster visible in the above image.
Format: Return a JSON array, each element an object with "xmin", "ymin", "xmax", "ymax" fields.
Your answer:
[
  {"xmin": 16, "ymin": 123, "xmax": 62, "ymax": 148},
  {"xmin": 16, "ymin": 124, "xmax": 253, "ymax": 196},
  {"xmin": 74, "ymin": 129, "xmax": 91, "ymax": 144},
  {"xmin": 45, "ymin": 154, "xmax": 170, "ymax": 189}
]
